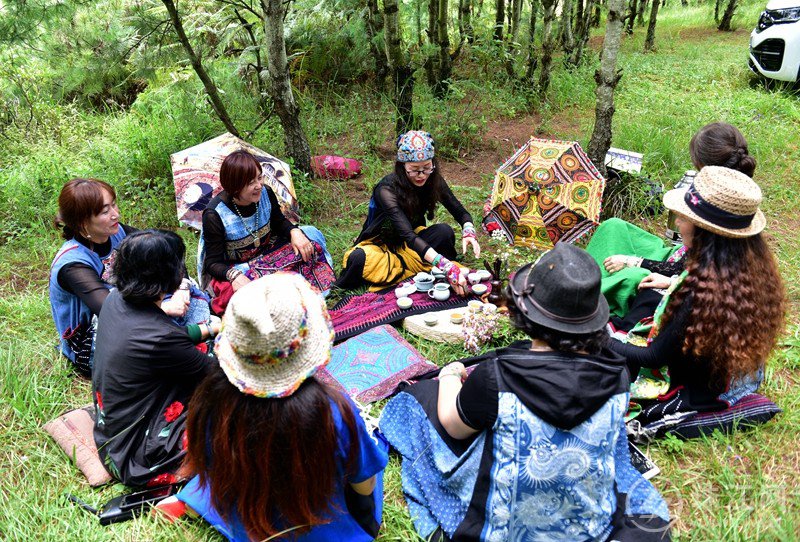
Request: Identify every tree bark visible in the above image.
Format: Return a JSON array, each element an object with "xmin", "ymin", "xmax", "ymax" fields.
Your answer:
[
  {"xmin": 570, "ymin": 0, "xmax": 594, "ymax": 64},
  {"xmin": 494, "ymin": 0, "xmax": 505, "ymax": 40},
  {"xmin": 262, "ymin": 0, "xmax": 311, "ymax": 173},
  {"xmin": 510, "ymin": 0, "xmax": 524, "ymax": 42},
  {"xmin": 587, "ymin": 0, "xmax": 626, "ymax": 176},
  {"xmin": 626, "ymin": 0, "xmax": 638, "ymax": 33},
  {"xmin": 714, "ymin": 0, "xmax": 721, "ymax": 23},
  {"xmin": 365, "ymin": 0, "xmax": 389, "ymax": 86},
  {"xmin": 384, "ymin": 0, "xmax": 415, "ymax": 132},
  {"xmin": 161, "ymin": 0, "xmax": 240, "ymax": 137},
  {"xmin": 643, "ymin": 0, "xmax": 660, "ymax": 50},
  {"xmin": 462, "ymin": 0, "xmax": 475, "ymax": 43},
  {"xmin": 560, "ymin": 0, "xmax": 576, "ymax": 60},
  {"xmin": 526, "ymin": 0, "xmax": 539, "ymax": 80},
  {"xmin": 426, "ymin": 0, "xmax": 439, "ymax": 86},
  {"xmin": 434, "ymin": 0, "xmax": 452, "ymax": 98},
  {"xmin": 637, "ymin": 0, "xmax": 647, "ymax": 25},
  {"xmin": 537, "ymin": 0, "xmax": 557, "ymax": 98},
  {"xmin": 717, "ymin": 0, "xmax": 737, "ymax": 30}
]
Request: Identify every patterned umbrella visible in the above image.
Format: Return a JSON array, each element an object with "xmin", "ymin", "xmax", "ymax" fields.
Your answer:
[
  {"xmin": 170, "ymin": 132, "xmax": 299, "ymax": 230},
  {"xmin": 482, "ymin": 137, "xmax": 605, "ymax": 249}
]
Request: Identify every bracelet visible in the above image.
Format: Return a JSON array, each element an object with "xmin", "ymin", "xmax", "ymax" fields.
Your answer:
[
  {"xmin": 462, "ymin": 222, "xmax": 477, "ymax": 238},
  {"xmin": 625, "ymin": 256, "xmax": 643, "ymax": 268},
  {"xmin": 432, "ymin": 254, "xmax": 443, "ymax": 268},
  {"xmin": 226, "ymin": 268, "xmax": 243, "ymax": 281},
  {"xmin": 204, "ymin": 322, "xmax": 217, "ymax": 339}
]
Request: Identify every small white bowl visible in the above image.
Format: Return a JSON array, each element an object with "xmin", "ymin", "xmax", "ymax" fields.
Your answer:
[
  {"xmin": 467, "ymin": 300, "xmax": 484, "ymax": 312},
  {"xmin": 395, "ymin": 284, "xmax": 416, "ymax": 298},
  {"xmin": 476, "ymin": 270, "xmax": 492, "ymax": 281},
  {"xmin": 467, "ymin": 272, "xmax": 481, "ymax": 284},
  {"xmin": 450, "ymin": 312, "xmax": 464, "ymax": 324},
  {"xmin": 482, "ymin": 303, "xmax": 498, "ymax": 314},
  {"xmin": 397, "ymin": 296, "xmax": 413, "ymax": 309},
  {"xmin": 423, "ymin": 313, "xmax": 439, "ymax": 326},
  {"xmin": 471, "ymin": 283, "xmax": 488, "ymax": 296}
]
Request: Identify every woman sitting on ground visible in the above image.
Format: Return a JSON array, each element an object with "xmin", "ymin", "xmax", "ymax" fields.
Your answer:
[
  {"xmin": 380, "ymin": 244, "xmax": 670, "ymax": 542},
  {"xmin": 610, "ymin": 166, "xmax": 785, "ymax": 422},
  {"xmin": 334, "ymin": 131, "xmax": 479, "ymax": 294},
  {"xmin": 160, "ymin": 273, "xmax": 389, "ymax": 541},
  {"xmin": 588, "ymin": 122, "xmax": 757, "ymax": 332},
  {"xmin": 200, "ymin": 150, "xmax": 334, "ymax": 313},
  {"xmin": 93, "ymin": 230, "xmax": 219, "ymax": 487},
  {"xmin": 50, "ymin": 179, "xmax": 201, "ymax": 375}
]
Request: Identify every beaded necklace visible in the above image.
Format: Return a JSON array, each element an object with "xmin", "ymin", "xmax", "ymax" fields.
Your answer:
[{"xmin": 232, "ymin": 199, "xmax": 261, "ymax": 248}]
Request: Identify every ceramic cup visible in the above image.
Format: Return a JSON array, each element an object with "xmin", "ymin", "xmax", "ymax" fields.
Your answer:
[
  {"xmin": 467, "ymin": 300, "xmax": 484, "ymax": 312},
  {"xmin": 450, "ymin": 312, "xmax": 464, "ymax": 324},
  {"xmin": 423, "ymin": 313, "xmax": 439, "ymax": 326},
  {"xmin": 397, "ymin": 296, "xmax": 413, "ymax": 309},
  {"xmin": 483, "ymin": 303, "xmax": 498, "ymax": 314},
  {"xmin": 431, "ymin": 267, "xmax": 446, "ymax": 279},
  {"xmin": 467, "ymin": 272, "xmax": 481, "ymax": 285},
  {"xmin": 471, "ymin": 283, "xmax": 488, "ymax": 296},
  {"xmin": 476, "ymin": 270, "xmax": 492, "ymax": 281},
  {"xmin": 427, "ymin": 283, "xmax": 450, "ymax": 301},
  {"xmin": 414, "ymin": 272, "xmax": 435, "ymax": 291},
  {"xmin": 395, "ymin": 283, "xmax": 416, "ymax": 298}
]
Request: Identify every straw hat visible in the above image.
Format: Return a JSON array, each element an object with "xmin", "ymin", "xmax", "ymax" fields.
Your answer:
[
  {"xmin": 396, "ymin": 130, "xmax": 435, "ymax": 162},
  {"xmin": 508, "ymin": 244, "xmax": 609, "ymax": 334},
  {"xmin": 215, "ymin": 273, "xmax": 334, "ymax": 398},
  {"xmin": 663, "ymin": 166, "xmax": 766, "ymax": 238}
]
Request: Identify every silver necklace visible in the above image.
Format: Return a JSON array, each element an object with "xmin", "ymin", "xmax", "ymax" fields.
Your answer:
[{"xmin": 232, "ymin": 200, "xmax": 260, "ymax": 248}]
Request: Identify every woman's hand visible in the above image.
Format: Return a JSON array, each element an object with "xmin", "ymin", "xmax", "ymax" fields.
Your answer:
[
  {"xmin": 231, "ymin": 274, "xmax": 251, "ymax": 292},
  {"xmin": 447, "ymin": 265, "xmax": 468, "ymax": 296},
  {"xmin": 437, "ymin": 361, "xmax": 476, "ymax": 440},
  {"xmin": 638, "ymin": 273, "xmax": 672, "ymax": 290},
  {"xmin": 440, "ymin": 361, "xmax": 467, "ymax": 382},
  {"xmin": 290, "ymin": 228, "xmax": 313, "ymax": 263},
  {"xmin": 462, "ymin": 236, "xmax": 481, "ymax": 258},
  {"xmin": 604, "ymin": 254, "xmax": 640, "ymax": 274},
  {"xmin": 161, "ymin": 289, "xmax": 190, "ymax": 317}
]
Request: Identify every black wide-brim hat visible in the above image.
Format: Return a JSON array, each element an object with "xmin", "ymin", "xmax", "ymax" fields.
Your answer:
[{"xmin": 509, "ymin": 243, "xmax": 609, "ymax": 334}]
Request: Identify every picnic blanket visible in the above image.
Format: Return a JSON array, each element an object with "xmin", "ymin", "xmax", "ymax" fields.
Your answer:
[
  {"xmin": 329, "ymin": 285, "xmax": 471, "ymax": 343},
  {"xmin": 316, "ymin": 325, "xmax": 437, "ymax": 403}
]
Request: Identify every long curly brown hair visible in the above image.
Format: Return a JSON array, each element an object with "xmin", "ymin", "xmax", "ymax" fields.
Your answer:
[{"xmin": 661, "ymin": 227, "xmax": 785, "ymax": 386}]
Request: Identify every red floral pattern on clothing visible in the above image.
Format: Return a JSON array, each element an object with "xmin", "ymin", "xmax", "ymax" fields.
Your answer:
[
  {"xmin": 146, "ymin": 472, "xmax": 177, "ymax": 487},
  {"xmin": 164, "ymin": 401, "xmax": 184, "ymax": 422},
  {"xmin": 486, "ymin": 222, "xmax": 500, "ymax": 232}
]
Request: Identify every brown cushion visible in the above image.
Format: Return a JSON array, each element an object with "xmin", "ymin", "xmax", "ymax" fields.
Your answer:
[{"xmin": 43, "ymin": 405, "xmax": 112, "ymax": 487}]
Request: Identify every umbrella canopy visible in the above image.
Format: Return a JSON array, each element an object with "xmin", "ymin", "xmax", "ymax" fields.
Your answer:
[
  {"xmin": 482, "ymin": 137, "xmax": 605, "ymax": 250},
  {"xmin": 171, "ymin": 132, "xmax": 299, "ymax": 230}
]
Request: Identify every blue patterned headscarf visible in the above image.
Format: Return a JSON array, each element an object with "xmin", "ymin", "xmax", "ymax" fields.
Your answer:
[{"xmin": 396, "ymin": 131, "xmax": 435, "ymax": 163}]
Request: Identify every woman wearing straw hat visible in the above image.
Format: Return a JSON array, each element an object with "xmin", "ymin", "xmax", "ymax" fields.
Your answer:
[
  {"xmin": 161, "ymin": 273, "xmax": 389, "ymax": 541},
  {"xmin": 380, "ymin": 244, "xmax": 671, "ymax": 542},
  {"xmin": 334, "ymin": 130, "xmax": 479, "ymax": 294},
  {"xmin": 611, "ymin": 166, "xmax": 785, "ymax": 422}
]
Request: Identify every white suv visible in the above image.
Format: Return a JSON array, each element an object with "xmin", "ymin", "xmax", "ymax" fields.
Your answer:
[{"xmin": 749, "ymin": 0, "xmax": 800, "ymax": 83}]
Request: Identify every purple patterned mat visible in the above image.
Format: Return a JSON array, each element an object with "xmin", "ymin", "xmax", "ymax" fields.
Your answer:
[
  {"xmin": 329, "ymin": 283, "xmax": 474, "ymax": 343},
  {"xmin": 316, "ymin": 325, "xmax": 437, "ymax": 403}
]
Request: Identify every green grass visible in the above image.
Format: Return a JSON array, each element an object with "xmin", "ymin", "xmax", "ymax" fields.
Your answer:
[{"xmin": 1, "ymin": 0, "xmax": 799, "ymax": 539}]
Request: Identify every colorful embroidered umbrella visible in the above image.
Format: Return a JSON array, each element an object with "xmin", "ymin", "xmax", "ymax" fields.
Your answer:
[
  {"xmin": 482, "ymin": 137, "xmax": 605, "ymax": 249},
  {"xmin": 170, "ymin": 132, "xmax": 299, "ymax": 230}
]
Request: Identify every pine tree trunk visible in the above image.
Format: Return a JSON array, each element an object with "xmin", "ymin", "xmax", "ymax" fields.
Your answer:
[
  {"xmin": 434, "ymin": 0, "xmax": 452, "ymax": 98},
  {"xmin": 717, "ymin": 0, "xmax": 737, "ymax": 30},
  {"xmin": 426, "ymin": 0, "xmax": 439, "ymax": 86},
  {"xmin": 643, "ymin": 0, "xmax": 660, "ymax": 50},
  {"xmin": 560, "ymin": 0, "xmax": 576, "ymax": 61},
  {"xmin": 587, "ymin": 0, "xmax": 626, "ymax": 176},
  {"xmin": 263, "ymin": 0, "xmax": 311, "ymax": 173},
  {"xmin": 511, "ymin": 0, "xmax": 524, "ymax": 41},
  {"xmin": 637, "ymin": 0, "xmax": 647, "ymax": 24},
  {"xmin": 714, "ymin": 0, "xmax": 721, "ymax": 22},
  {"xmin": 366, "ymin": 0, "xmax": 389, "ymax": 86},
  {"xmin": 626, "ymin": 0, "xmax": 638, "ymax": 33},
  {"xmin": 592, "ymin": 2, "xmax": 602, "ymax": 27},
  {"xmin": 161, "ymin": 0, "xmax": 240, "ymax": 137},
  {"xmin": 494, "ymin": 0, "xmax": 506, "ymax": 40},
  {"xmin": 526, "ymin": 0, "xmax": 539, "ymax": 80},
  {"xmin": 384, "ymin": 0, "xmax": 415, "ymax": 132},
  {"xmin": 537, "ymin": 0, "xmax": 557, "ymax": 98},
  {"xmin": 570, "ymin": 0, "xmax": 593, "ymax": 64}
]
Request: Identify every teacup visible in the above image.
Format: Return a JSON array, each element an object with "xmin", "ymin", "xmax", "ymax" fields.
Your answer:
[
  {"xmin": 414, "ymin": 272, "xmax": 435, "ymax": 291},
  {"xmin": 482, "ymin": 303, "xmax": 498, "ymax": 314},
  {"xmin": 450, "ymin": 312, "xmax": 464, "ymax": 324},
  {"xmin": 467, "ymin": 272, "xmax": 482, "ymax": 285},
  {"xmin": 431, "ymin": 267, "xmax": 446, "ymax": 278},
  {"xmin": 397, "ymin": 296, "xmax": 413, "ymax": 309},
  {"xmin": 427, "ymin": 283, "xmax": 451, "ymax": 301},
  {"xmin": 467, "ymin": 300, "xmax": 484, "ymax": 312},
  {"xmin": 471, "ymin": 283, "xmax": 488, "ymax": 296},
  {"xmin": 395, "ymin": 283, "xmax": 416, "ymax": 298},
  {"xmin": 423, "ymin": 313, "xmax": 439, "ymax": 326},
  {"xmin": 476, "ymin": 270, "xmax": 492, "ymax": 281}
]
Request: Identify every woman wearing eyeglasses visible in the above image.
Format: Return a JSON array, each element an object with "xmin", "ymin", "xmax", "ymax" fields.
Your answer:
[{"xmin": 335, "ymin": 131, "xmax": 480, "ymax": 294}]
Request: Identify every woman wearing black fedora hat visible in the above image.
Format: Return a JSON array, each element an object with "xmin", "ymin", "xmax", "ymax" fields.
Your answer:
[
  {"xmin": 610, "ymin": 166, "xmax": 785, "ymax": 423},
  {"xmin": 380, "ymin": 244, "xmax": 670, "ymax": 542}
]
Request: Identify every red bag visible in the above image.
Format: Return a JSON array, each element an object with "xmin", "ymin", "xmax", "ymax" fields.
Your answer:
[{"xmin": 311, "ymin": 155, "xmax": 363, "ymax": 180}]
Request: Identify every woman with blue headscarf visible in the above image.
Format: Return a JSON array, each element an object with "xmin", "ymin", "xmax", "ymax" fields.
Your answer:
[{"xmin": 334, "ymin": 131, "xmax": 480, "ymax": 294}]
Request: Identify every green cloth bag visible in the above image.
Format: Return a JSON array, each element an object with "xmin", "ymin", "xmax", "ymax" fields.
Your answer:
[{"xmin": 586, "ymin": 218, "xmax": 680, "ymax": 317}]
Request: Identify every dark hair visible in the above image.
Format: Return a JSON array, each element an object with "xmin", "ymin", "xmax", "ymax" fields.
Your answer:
[
  {"xmin": 503, "ymin": 284, "xmax": 610, "ymax": 355},
  {"xmin": 54, "ymin": 178, "xmax": 117, "ymax": 240},
  {"xmin": 220, "ymin": 150, "xmax": 262, "ymax": 199},
  {"xmin": 689, "ymin": 122, "xmax": 756, "ymax": 177},
  {"xmin": 113, "ymin": 230, "xmax": 184, "ymax": 304},
  {"xmin": 660, "ymin": 227, "xmax": 785, "ymax": 385},
  {"xmin": 391, "ymin": 156, "xmax": 445, "ymax": 221},
  {"xmin": 181, "ymin": 369, "xmax": 360, "ymax": 540}
]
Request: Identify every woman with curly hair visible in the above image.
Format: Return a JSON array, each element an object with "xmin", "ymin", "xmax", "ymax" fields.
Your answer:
[
  {"xmin": 611, "ymin": 166, "xmax": 785, "ymax": 421},
  {"xmin": 334, "ymin": 131, "xmax": 479, "ymax": 294}
]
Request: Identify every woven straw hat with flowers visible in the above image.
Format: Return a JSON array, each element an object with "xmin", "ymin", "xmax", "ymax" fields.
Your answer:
[
  {"xmin": 215, "ymin": 272, "xmax": 334, "ymax": 398},
  {"xmin": 663, "ymin": 165, "xmax": 766, "ymax": 238}
]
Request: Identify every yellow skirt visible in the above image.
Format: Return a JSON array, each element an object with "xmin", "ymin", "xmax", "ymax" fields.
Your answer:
[{"xmin": 343, "ymin": 228, "xmax": 432, "ymax": 292}]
